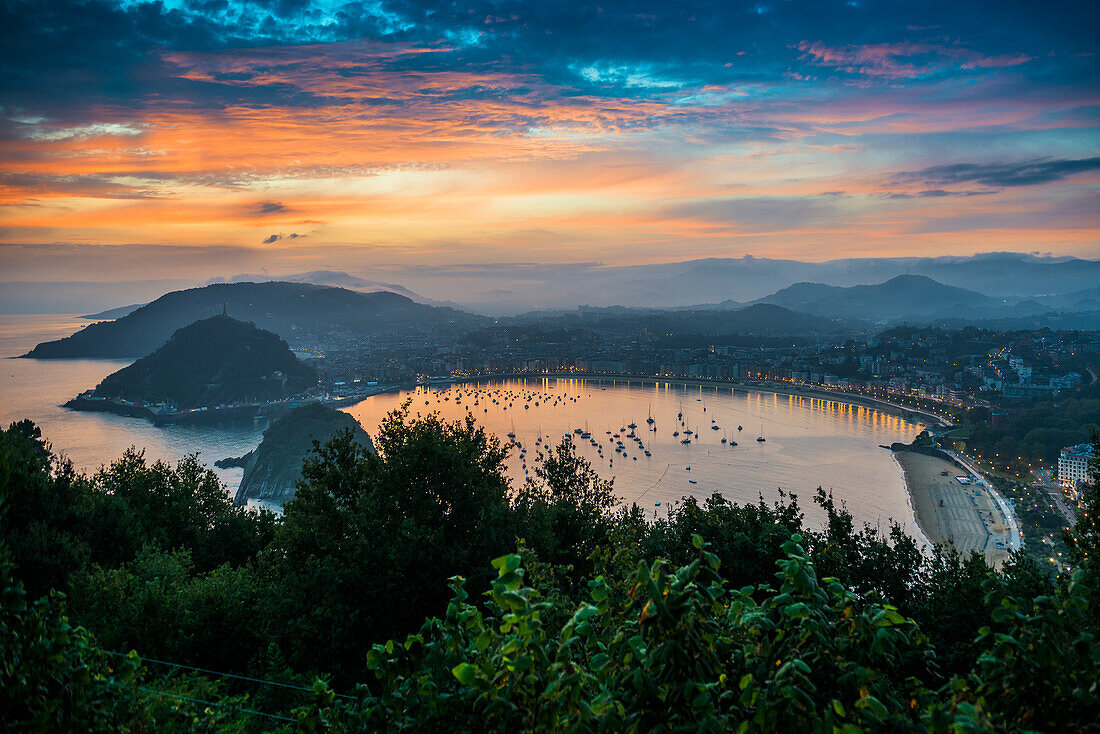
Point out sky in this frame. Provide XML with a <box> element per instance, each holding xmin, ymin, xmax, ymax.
<box><xmin>0</xmin><ymin>0</ymin><xmax>1098</xmax><ymax>289</ymax></box>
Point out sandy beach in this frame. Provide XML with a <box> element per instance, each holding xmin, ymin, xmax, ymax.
<box><xmin>895</xmin><ymin>450</ymin><xmax>1011</xmax><ymax>567</ymax></box>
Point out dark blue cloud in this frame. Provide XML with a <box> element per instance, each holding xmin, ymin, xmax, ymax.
<box><xmin>262</xmin><ymin>231</ymin><xmax>302</xmax><ymax>243</ymax></box>
<box><xmin>3</xmin><ymin>0</ymin><xmax>1096</xmax><ymax>119</ymax></box>
<box><xmin>254</xmin><ymin>200</ymin><xmax>288</xmax><ymax>215</ymax></box>
<box><xmin>899</xmin><ymin>157</ymin><xmax>1100</xmax><ymax>189</ymax></box>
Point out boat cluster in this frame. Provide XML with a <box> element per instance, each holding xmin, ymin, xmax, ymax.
<box><xmin>422</xmin><ymin>385</ymin><xmax>583</xmax><ymax>414</ymax></box>
<box><xmin>414</xmin><ymin>384</ymin><xmax>768</xmax><ymax>484</ymax></box>
<box><xmin>673</xmin><ymin>401</ymin><xmax>742</xmax><ymax>448</ymax></box>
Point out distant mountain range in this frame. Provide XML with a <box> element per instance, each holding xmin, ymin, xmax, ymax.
<box><xmin>5</xmin><ymin>253</ymin><xmax>1098</xmax><ymax>316</ymax></box>
<box><xmin>755</xmin><ymin>275</ymin><xmax>994</xmax><ymax>322</ymax></box>
<box><xmin>23</xmin><ymin>281</ymin><xmax>486</xmax><ymax>359</ymax></box>
<box><xmin>19</xmin><ymin>269</ymin><xmax>1100</xmax><ymax>363</ymax></box>
<box><xmin>79</xmin><ymin>270</ymin><xmax>454</xmax><ymax>320</ymax></box>
<box><xmin>671</xmin><ymin>275</ymin><xmax>1100</xmax><ymax>328</ymax></box>
<box><xmin>599</xmin><ymin>254</ymin><xmax>1100</xmax><ymax>309</ymax></box>
<box><xmin>4</xmin><ymin>253</ymin><xmax>1095</xmax><ymax>316</ymax></box>
<box><xmin>441</xmin><ymin>252</ymin><xmax>1100</xmax><ymax>312</ymax></box>
<box><xmin>87</xmin><ymin>315</ymin><xmax>317</xmax><ymax>409</ymax></box>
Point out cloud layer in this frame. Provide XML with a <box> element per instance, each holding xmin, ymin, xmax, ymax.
<box><xmin>0</xmin><ymin>0</ymin><xmax>1097</xmax><ymax>281</ymax></box>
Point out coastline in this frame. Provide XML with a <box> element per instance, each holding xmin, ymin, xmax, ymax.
<box><xmin>893</xmin><ymin>450</ymin><xmax>1011</xmax><ymax>568</ymax></box>
<box><xmin>888</xmin><ymin>451</ymin><xmax>935</xmax><ymax>552</ymax></box>
<box><xmin>451</xmin><ymin>372</ymin><xmax>953</xmax><ymax>428</ymax></box>
<box><xmin>345</xmin><ymin>377</ymin><xmax>1015</xmax><ymax>557</ymax></box>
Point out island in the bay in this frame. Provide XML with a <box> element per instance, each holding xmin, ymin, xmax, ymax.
<box><xmin>222</xmin><ymin>402</ymin><xmax>375</xmax><ymax>505</ymax></box>
<box><xmin>66</xmin><ymin>314</ymin><xmax>318</xmax><ymax>423</ymax></box>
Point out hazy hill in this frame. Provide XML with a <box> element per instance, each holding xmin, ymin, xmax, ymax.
<box><xmin>83</xmin><ymin>303</ymin><xmax>145</xmax><ymax>320</ymax></box>
<box><xmin>211</xmin><ymin>270</ymin><xmax>428</xmax><ymax>302</ymax></box>
<box><xmin>89</xmin><ymin>315</ymin><xmax>317</xmax><ymax>409</ymax></box>
<box><xmin>928</xmin><ymin>310</ymin><xmax>1100</xmax><ymax>332</ymax></box>
<box><xmin>1030</xmin><ymin>285</ymin><xmax>1100</xmax><ymax>311</ymax></box>
<box><xmin>453</xmin><ymin>252</ymin><xmax>1100</xmax><ymax>311</ymax></box>
<box><xmin>23</xmin><ymin>281</ymin><xmax>485</xmax><ymax>359</ymax></box>
<box><xmin>571</xmin><ymin>303</ymin><xmax>853</xmax><ymax>336</ymax></box>
<box><xmin>757</xmin><ymin>275</ymin><xmax>994</xmax><ymax>322</ymax></box>
<box><xmin>232</xmin><ymin>402</ymin><xmax>374</xmax><ymax>505</ymax></box>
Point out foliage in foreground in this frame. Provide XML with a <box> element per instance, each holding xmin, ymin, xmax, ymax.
<box><xmin>353</xmin><ymin>537</ymin><xmax>1099</xmax><ymax>733</ymax></box>
<box><xmin>1</xmin><ymin>414</ymin><xmax>1099</xmax><ymax>731</ymax></box>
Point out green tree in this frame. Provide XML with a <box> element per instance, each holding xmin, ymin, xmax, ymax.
<box><xmin>512</xmin><ymin>437</ymin><xmax>618</xmax><ymax>580</ymax></box>
<box><xmin>1063</xmin><ymin>429</ymin><xmax>1100</xmax><ymax>623</ymax></box>
<box><xmin>261</xmin><ymin>403</ymin><xmax>517</xmax><ymax>683</ymax></box>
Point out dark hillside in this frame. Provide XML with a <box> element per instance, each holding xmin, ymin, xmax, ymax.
<box><xmin>91</xmin><ymin>315</ymin><xmax>316</xmax><ymax>408</ymax></box>
<box><xmin>24</xmin><ymin>281</ymin><xmax>485</xmax><ymax>358</ymax></box>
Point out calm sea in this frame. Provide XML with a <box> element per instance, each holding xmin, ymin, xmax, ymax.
<box><xmin>345</xmin><ymin>379</ymin><xmax>924</xmax><ymax>533</ymax></box>
<box><xmin>1</xmin><ymin>315</ymin><xmax>923</xmax><ymax>534</ymax></box>
<box><xmin>0</xmin><ymin>315</ymin><xmax>265</xmax><ymax>492</ymax></box>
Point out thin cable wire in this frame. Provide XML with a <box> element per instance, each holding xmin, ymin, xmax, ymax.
<box><xmin>106</xmin><ymin>650</ymin><xmax>357</xmax><ymax>701</ymax></box>
<box><xmin>135</xmin><ymin>686</ymin><xmax>297</xmax><ymax>723</ymax></box>
<box><xmin>635</xmin><ymin>463</ymin><xmax>671</xmax><ymax>504</ymax></box>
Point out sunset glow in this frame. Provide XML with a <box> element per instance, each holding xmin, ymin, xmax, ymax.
<box><xmin>1</xmin><ymin>0</ymin><xmax>1097</xmax><ymax>288</ymax></box>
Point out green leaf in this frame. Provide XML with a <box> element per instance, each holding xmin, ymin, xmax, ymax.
<box><xmin>451</xmin><ymin>662</ymin><xmax>477</xmax><ymax>687</ymax></box>
<box><xmin>491</xmin><ymin>554</ymin><xmax>521</xmax><ymax>575</ymax></box>
<box><xmin>782</xmin><ymin>602</ymin><xmax>810</xmax><ymax>618</ymax></box>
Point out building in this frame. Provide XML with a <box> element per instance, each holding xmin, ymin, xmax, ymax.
<box><xmin>1059</xmin><ymin>443</ymin><xmax>1096</xmax><ymax>497</ymax></box>
<box><xmin>1051</xmin><ymin>372</ymin><xmax>1082</xmax><ymax>390</ymax></box>
<box><xmin>1002</xmin><ymin>383</ymin><xmax>1055</xmax><ymax>398</ymax></box>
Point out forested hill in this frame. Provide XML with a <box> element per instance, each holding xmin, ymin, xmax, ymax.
<box><xmin>757</xmin><ymin>275</ymin><xmax>994</xmax><ymax>322</ymax></box>
<box><xmin>233</xmin><ymin>402</ymin><xmax>374</xmax><ymax>505</ymax></box>
<box><xmin>90</xmin><ymin>315</ymin><xmax>317</xmax><ymax>409</ymax></box>
<box><xmin>23</xmin><ymin>281</ymin><xmax>486</xmax><ymax>359</ymax></box>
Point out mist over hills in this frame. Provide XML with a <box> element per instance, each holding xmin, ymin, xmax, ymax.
<box><xmin>208</xmin><ymin>270</ymin><xmax>430</xmax><ymax>303</ymax></box>
<box><xmin>5</xmin><ymin>253</ymin><xmax>1098</xmax><ymax>316</ymax></box>
<box><xmin>17</xmin><ymin>257</ymin><xmax>1100</xmax><ymax>362</ymax></box>
<box><xmin>509</xmin><ymin>303</ymin><xmax>856</xmax><ymax>337</ymax></box>
<box><xmin>674</xmin><ymin>274</ymin><xmax>1100</xmax><ymax>329</ymax></box>
<box><xmin>608</xmin><ymin>303</ymin><xmax>852</xmax><ymax>335</ymax></box>
<box><xmin>520</xmin><ymin>253</ymin><xmax>1100</xmax><ymax>311</ymax></box>
<box><xmin>23</xmin><ymin>281</ymin><xmax>486</xmax><ymax>359</ymax></box>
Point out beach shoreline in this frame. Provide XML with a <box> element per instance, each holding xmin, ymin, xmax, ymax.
<box><xmin>894</xmin><ymin>450</ymin><xmax>1011</xmax><ymax>567</ymax></box>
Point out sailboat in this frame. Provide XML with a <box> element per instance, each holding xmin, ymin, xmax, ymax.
<box><xmin>507</xmin><ymin>420</ymin><xmax>516</xmax><ymax>440</ymax></box>
<box><xmin>756</xmin><ymin>423</ymin><xmax>765</xmax><ymax>442</ymax></box>
<box><xmin>646</xmin><ymin>404</ymin><xmax>655</xmax><ymax>425</ymax></box>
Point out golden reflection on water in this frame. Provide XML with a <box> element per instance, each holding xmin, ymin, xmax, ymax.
<box><xmin>345</xmin><ymin>378</ymin><xmax>923</xmax><ymax>533</ymax></box>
